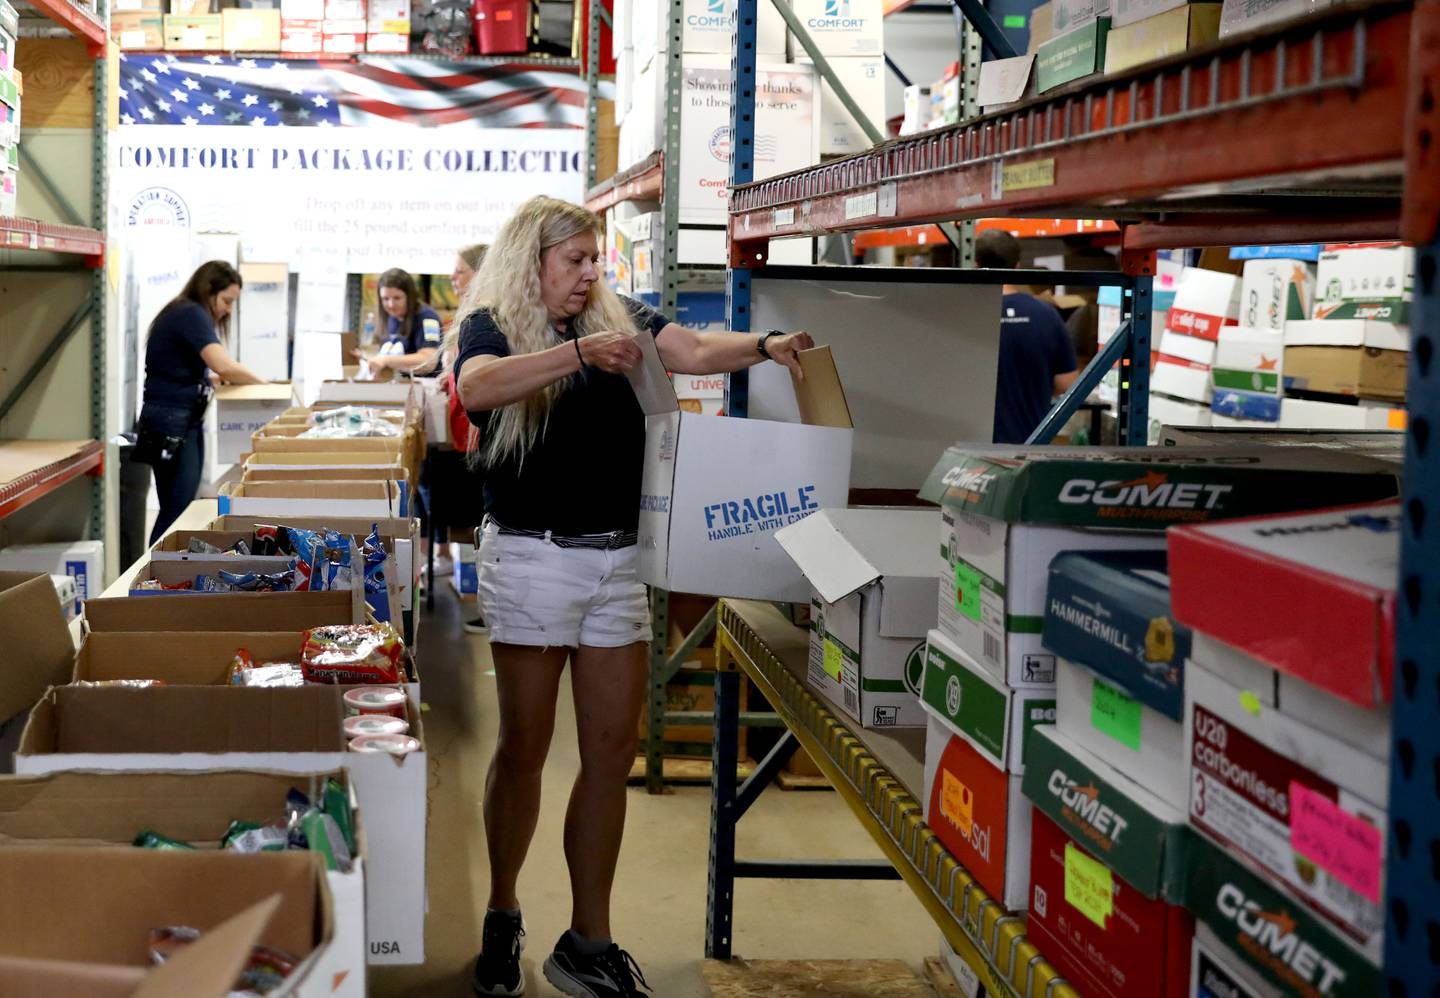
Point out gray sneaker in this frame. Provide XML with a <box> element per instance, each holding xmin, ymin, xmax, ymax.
<box><xmin>543</xmin><ymin>934</ymin><xmax>651</xmax><ymax>997</ymax></box>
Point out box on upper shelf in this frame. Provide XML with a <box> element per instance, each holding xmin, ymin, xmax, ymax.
<box><xmin>1035</xmin><ymin>17</ymin><xmax>1110</xmax><ymax>92</ymax></box>
<box><xmin>1240</xmin><ymin>258</ymin><xmax>1315</xmax><ymax>333</ymax></box>
<box><xmin>784</xmin><ymin>0</ymin><xmax>883</xmax><ymax>57</ymax></box>
<box><xmin>795</xmin><ymin>56</ymin><xmax>887</xmax><ymax>155</ymax></box>
<box><xmin>163</xmin><ymin>12</ymin><xmax>223</xmax><ymax>47</ymax></box>
<box><xmin>282</xmin><ymin>0</ymin><xmax>325</xmax><ymax>17</ymax></box>
<box><xmin>112</xmin><ymin>10</ymin><xmax>165</xmax><ymax>47</ymax></box>
<box><xmin>1102</xmin><ymin>2</ymin><xmax>1219</xmax><ymax>74</ymax></box>
<box><xmin>222</xmin><ymin>8</ymin><xmax>282</xmax><ymax>48</ymax></box>
<box><xmin>1312</xmin><ymin>244</ymin><xmax>1413</xmax><ymax>324</ymax></box>
<box><xmin>366</xmin><ymin>31</ymin><xmax>409</xmax><ymax>51</ymax></box>
<box><xmin>630</xmin><ymin>0</ymin><xmax>786</xmax><ymax>64</ymax></box>
<box><xmin>281</xmin><ymin>17</ymin><xmax>324</xmax><ymax>52</ymax></box>
<box><xmin>1167</xmin><ymin>267</ymin><xmax>1241</xmax><ymax>341</ymax></box>
<box><xmin>1051</xmin><ymin>0</ymin><xmax>1108</xmax><ymax>32</ymax></box>
<box><xmin>775</xmin><ymin>507</ymin><xmax>937</xmax><ymax>730</ymax></box>
<box><xmin>1218</xmin><ymin>0</ymin><xmax>1338</xmax><ymax>38</ymax></box>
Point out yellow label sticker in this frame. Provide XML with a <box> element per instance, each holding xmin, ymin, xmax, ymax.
<box><xmin>941</xmin><ymin>771</ymin><xmax>974</xmax><ymax>836</ymax></box>
<box><xmin>1064</xmin><ymin>842</ymin><xmax>1114</xmax><ymax>930</ymax></box>
<box><xmin>1002</xmin><ymin>159</ymin><xmax>1056</xmax><ymax>192</ymax></box>
<box><xmin>1239</xmin><ymin>690</ymin><xmax>1263</xmax><ymax>716</ymax></box>
<box><xmin>822</xmin><ymin>638</ymin><xmax>844</xmax><ymax>681</ymax></box>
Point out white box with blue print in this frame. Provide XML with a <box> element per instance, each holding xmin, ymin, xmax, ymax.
<box><xmin>629</xmin><ymin>339</ymin><xmax>854</xmax><ymax>602</ymax></box>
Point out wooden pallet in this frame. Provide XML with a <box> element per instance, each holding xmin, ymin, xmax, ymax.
<box><xmin>775</xmin><ymin>770</ymin><xmax>832</xmax><ymax>791</ymax></box>
<box><xmin>923</xmin><ymin>956</ymin><xmax>971</xmax><ymax>998</ymax></box>
<box><xmin>626</xmin><ymin>755</ymin><xmax>756</xmax><ymax>785</ymax></box>
<box><xmin>702</xmin><ymin>958</ymin><xmax>938</xmax><ymax>997</ymax></box>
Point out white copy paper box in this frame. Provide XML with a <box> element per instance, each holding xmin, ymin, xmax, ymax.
<box><xmin>630</xmin><ymin>338</ymin><xmax>853</xmax><ymax>602</ymax></box>
<box><xmin>786</xmin><ymin>0</ymin><xmax>883</xmax><ymax>56</ymax></box>
<box><xmin>796</xmin><ymin>55</ymin><xmax>886</xmax><ymax>154</ymax></box>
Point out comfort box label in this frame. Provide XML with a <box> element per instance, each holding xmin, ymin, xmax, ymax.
<box><xmin>1186</xmin><ymin>835</ymin><xmax>1379</xmax><ymax>997</ymax></box>
<box><xmin>1188</xmin><ymin>703</ymin><xmax>1383</xmax><ymax>951</ymax></box>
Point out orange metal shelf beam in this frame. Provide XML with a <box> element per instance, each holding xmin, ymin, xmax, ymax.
<box><xmin>852</xmin><ymin>218</ymin><xmax>1121</xmax><ymax>250</ymax></box>
<box><xmin>24</xmin><ymin>0</ymin><xmax>107</xmax><ymax>53</ymax></box>
<box><xmin>730</xmin><ymin>1</ymin><xmax>1421</xmax><ymax>253</ymax></box>
<box><xmin>585</xmin><ymin>152</ymin><xmax>664</xmax><ymax>214</ymax></box>
<box><xmin>0</xmin><ymin>442</ymin><xmax>104</xmax><ymax>521</ymax></box>
<box><xmin>0</xmin><ymin>218</ymin><xmax>105</xmax><ymax>261</ymax></box>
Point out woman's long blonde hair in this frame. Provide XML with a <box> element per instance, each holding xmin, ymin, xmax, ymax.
<box><xmin>451</xmin><ymin>196</ymin><xmax>640</xmax><ymax>468</ymax></box>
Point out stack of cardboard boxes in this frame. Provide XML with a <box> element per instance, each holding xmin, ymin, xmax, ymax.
<box><xmin>1207</xmin><ymin>255</ymin><xmax>1314</xmax><ymax>429</ymax></box>
<box><xmin>0</xmin><ymin>0</ymin><xmax>18</xmax><ymax>219</ymax></box>
<box><xmin>111</xmin><ymin>0</ymin><xmax>410</xmax><ymax>52</ymax></box>
<box><xmin>1147</xmin><ymin>266</ymin><xmax>1242</xmax><ymax>435</ymax></box>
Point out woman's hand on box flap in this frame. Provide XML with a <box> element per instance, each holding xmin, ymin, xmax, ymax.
<box><xmin>767</xmin><ymin>331</ymin><xmax>814</xmax><ymax>380</ymax></box>
<box><xmin>578</xmin><ymin>331</ymin><xmax>643</xmax><ymax>374</ymax></box>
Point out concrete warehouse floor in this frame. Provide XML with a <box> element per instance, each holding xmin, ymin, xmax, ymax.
<box><xmin>371</xmin><ymin>585</ymin><xmax>938</xmax><ymax>997</ymax></box>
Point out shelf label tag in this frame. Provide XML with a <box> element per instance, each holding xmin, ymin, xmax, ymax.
<box><xmin>1091</xmin><ymin>679</ymin><xmax>1142</xmax><ymax>751</ymax></box>
<box><xmin>1002</xmin><ymin>158</ymin><xmax>1056</xmax><ymax>193</ymax></box>
<box><xmin>844</xmin><ymin>192</ymin><xmax>878</xmax><ymax>220</ymax></box>
<box><xmin>1064</xmin><ymin>842</ymin><xmax>1113</xmax><ymax>929</ymax></box>
<box><xmin>878</xmin><ymin>182</ymin><xmax>897</xmax><ymax>217</ymax></box>
<box><xmin>1290</xmin><ymin>782</ymin><xmax>1383</xmax><ymax>903</ymax></box>
<box><xmin>773</xmin><ymin>207</ymin><xmax>795</xmax><ymax>227</ymax></box>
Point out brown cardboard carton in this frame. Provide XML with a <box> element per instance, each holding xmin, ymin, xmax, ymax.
<box><xmin>0</xmin><ymin>572</ymin><xmax>76</xmax><ymax>722</ymax></box>
<box><xmin>1283</xmin><ymin>345</ymin><xmax>1408</xmax><ymax>401</ymax></box>
<box><xmin>85</xmin><ymin>590</ymin><xmax>357</xmax><ymax>632</ymax></box>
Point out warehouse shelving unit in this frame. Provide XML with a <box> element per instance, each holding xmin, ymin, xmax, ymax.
<box><xmin>0</xmin><ymin>5</ymin><xmax>108</xmax><ymax>539</ymax></box>
<box><xmin>709</xmin><ymin>0</ymin><xmax>1439</xmax><ymax>992</ymax></box>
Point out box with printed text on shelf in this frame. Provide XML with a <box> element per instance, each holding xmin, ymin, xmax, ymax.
<box><xmin>774</xmin><ymin>508</ymin><xmax>937</xmax><ymax>730</ymax></box>
<box><xmin>1284</xmin><ymin>318</ymin><xmax>1408</xmax><ymax>402</ymax></box>
<box><xmin>1191</xmin><ymin>923</ymin><xmax>1283</xmax><ymax>998</ymax></box>
<box><xmin>918</xmin><ymin>446</ymin><xmax>1396</xmax><ymax>693</ymax></box>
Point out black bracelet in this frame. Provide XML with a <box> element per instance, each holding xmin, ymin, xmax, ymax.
<box><xmin>757</xmin><ymin>330</ymin><xmax>782</xmax><ymax>359</ymax></box>
<box><xmin>574</xmin><ymin>336</ymin><xmax>585</xmax><ymax>368</ymax></box>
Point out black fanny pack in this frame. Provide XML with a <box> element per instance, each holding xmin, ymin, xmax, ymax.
<box><xmin>133</xmin><ymin>388</ymin><xmax>210</xmax><ymax>466</ymax></box>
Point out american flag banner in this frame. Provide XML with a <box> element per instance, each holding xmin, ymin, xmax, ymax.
<box><xmin>118</xmin><ymin>54</ymin><xmax>592</xmax><ymax>129</ymax></box>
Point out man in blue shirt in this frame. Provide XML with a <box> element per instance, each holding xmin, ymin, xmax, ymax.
<box><xmin>978</xmin><ymin>229</ymin><xmax>1079</xmax><ymax>443</ymax></box>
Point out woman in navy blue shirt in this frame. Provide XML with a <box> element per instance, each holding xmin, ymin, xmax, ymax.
<box><xmin>355</xmin><ymin>268</ymin><xmax>443</xmax><ymax>376</ymax></box>
<box><xmin>139</xmin><ymin>260</ymin><xmax>266</xmax><ymax>544</ymax></box>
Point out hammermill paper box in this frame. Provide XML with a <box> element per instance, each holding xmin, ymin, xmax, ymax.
<box><xmin>920</xmin><ymin>446</ymin><xmax>1399</xmax><ymax>690</ymax></box>
<box><xmin>920</xmin><ymin>629</ymin><xmax>1055</xmax><ymax>773</ymax></box>
<box><xmin>1185</xmin><ymin>832</ymin><xmax>1380</xmax><ymax>996</ymax></box>
<box><xmin>922</xmin><ymin>713</ymin><xmax>1032</xmax><ymax>910</ymax></box>
<box><xmin>630</xmin><ymin>341</ymin><xmax>853</xmax><ymax>602</ymax></box>
<box><xmin>1184</xmin><ymin>664</ymin><xmax>1387</xmax><ymax>965</ymax></box>
<box><xmin>775</xmin><ymin>507</ymin><xmax>937</xmax><ymax>729</ymax></box>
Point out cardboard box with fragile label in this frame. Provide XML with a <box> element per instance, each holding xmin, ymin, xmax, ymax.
<box><xmin>921</xmin><ymin>714</ymin><xmax>1031</xmax><ymax>910</ymax></box>
<box><xmin>1170</xmin><ymin>501</ymin><xmax>1396</xmax><ymax>707</ymax></box>
<box><xmin>1026</xmin><ymin>809</ymin><xmax>1193</xmax><ymax>998</ymax></box>
<box><xmin>920</xmin><ymin>446</ymin><xmax>1397</xmax><ymax>689</ymax></box>
<box><xmin>776</xmin><ymin>507</ymin><xmax>937</xmax><ymax>729</ymax></box>
<box><xmin>1057</xmin><ymin>657</ymin><xmax>1185</xmax><ymax>809</ymax></box>
<box><xmin>1185</xmin><ymin>832</ymin><xmax>1379</xmax><ymax>996</ymax></box>
<box><xmin>17</xmin><ymin>684</ymin><xmax>428</xmax><ymax>966</ymax></box>
<box><xmin>1043</xmin><ymin>549</ymin><xmax>1188</xmax><ymax>720</ymax></box>
<box><xmin>0</xmin><ymin>848</ymin><xmax>336</xmax><ymax>996</ymax></box>
<box><xmin>0</xmin><ymin>769</ymin><xmax>366</xmax><ymax>996</ymax></box>
<box><xmin>630</xmin><ymin>341</ymin><xmax>853</xmax><ymax>602</ymax></box>
<box><xmin>1184</xmin><ymin>664</ymin><xmax>1386</xmax><ymax>962</ymax></box>
<box><xmin>920</xmin><ymin>629</ymin><xmax>1054</xmax><ymax>772</ymax></box>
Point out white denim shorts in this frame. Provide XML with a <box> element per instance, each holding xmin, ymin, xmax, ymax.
<box><xmin>477</xmin><ymin>521</ymin><xmax>653</xmax><ymax>649</ymax></box>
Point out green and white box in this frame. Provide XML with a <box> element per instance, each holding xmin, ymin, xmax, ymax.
<box><xmin>777</xmin><ymin>508</ymin><xmax>938</xmax><ymax>729</ymax></box>
<box><xmin>1056</xmin><ymin>657</ymin><xmax>1185</xmax><ymax>810</ymax></box>
<box><xmin>1239</xmin><ymin>258</ymin><xmax>1315</xmax><ymax>333</ymax></box>
<box><xmin>1213</xmin><ymin>326</ymin><xmax>1285</xmax><ymax>396</ymax></box>
<box><xmin>920</xmin><ymin>629</ymin><xmax>1055</xmax><ymax>774</ymax></box>
<box><xmin>1312</xmin><ymin>244</ymin><xmax>1414</xmax><ymax>324</ymax></box>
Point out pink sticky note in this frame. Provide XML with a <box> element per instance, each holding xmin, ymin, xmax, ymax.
<box><xmin>1289</xmin><ymin>782</ymin><xmax>1383</xmax><ymax>904</ymax></box>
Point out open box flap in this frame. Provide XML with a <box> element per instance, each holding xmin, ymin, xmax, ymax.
<box><xmin>792</xmin><ymin>347</ymin><xmax>853</xmax><ymax>429</ymax></box>
<box><xmin>775</xmin><ymin>508</ymin><xmax>937</xmax><ymax>605</ymax></box>
<box><xmin>626</xmin><ymin>331</ymin><xmax>680</xmax><ymax>416</ymax></box>
<box><xmin>0</xmin><ymin>572</ymin><xmax>77</xmax><ymax>722</ymax></box>
<box><xmin>136</xmin><ymin>895</ymin><xmax>283</xmax><ymax>998</ymax></box>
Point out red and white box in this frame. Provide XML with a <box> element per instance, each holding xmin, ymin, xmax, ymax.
<box><xmin>1151</xmin><ymin>353</ymin><xmax>1213</xmax><ymax>404</ymax></box>
<box><xmin>1157</xmin><ymin>327</ymin><xmax>1217</xmax><ymax>367</ymax></box>
<box><xmin>365</xmin><ymin>31</ymin><xmax>409</xmax><ymax>51</ymax></box>
<box><xmin>281</xmin><ymin>0</ymin><xmax>325</xmax><ymax>18</ymax></box>
<box><xmin>1027</xmin><ymin>809</ymin><xmax>1193</xmax><ymax>998</ymax></box>
<box><xmin>323</xmin><ymin>29</ymin><xmax>366</xmax><ymax>51</ymax></box>
<box><xmin>1169</xmin><ymin>501</ymin><xmax>1397</xmax><ymax>707</ymax></box>
<box><xmin>1166</xmin><ymin>267</ymin><xmax>1241</xmax><ymax>342</ymax></box>
<box><xmin>325</xmin><ymin>0</ymin><xmax>366</xmax><ymax>18</ymax></box>
<box><xmin>281</xmin><ymin>18</ymin><xmax>324</xmax><ymax>52</ymax></box>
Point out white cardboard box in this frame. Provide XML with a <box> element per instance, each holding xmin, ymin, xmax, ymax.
<box><xmin>1279</xmin><ymin>396</ymin><xmax>1403</xmax><ymax>430</ymax></box>
<box><xmin>1212</xmin><ymin>326</ymin><xmax>1285</xmax><ymax>395</ymax></box>
<box><xmin>1313</xmin><ymin>244</ymin><xmax>1413</xmax><ymax>322</ymax></box>
<box><xmin>786</xmin><ymin>0</ymin><xmax>884</xmax><ymax>56</ymax></box>
<box><xmin>631</xmin><ymin>340</ymin><xmax>853</xmax><ymax>602</ymax></box>
<box><xmin>237</xmin><ymin>262</ymin><xmax>290</xmax><ymax>382</ymax></box>
<box><xmin>1166</xmin><ymin>267</ymin><xmax>1241</xmax><ymax>341</ymax></box>
<box><xmin>1151</xmin><ymin>354</ymin><xmax>1214</xmax><ymax>403</ymax></box>
<box><xmin>1147</xmin><ymin>393</ymin><xmax>1212</xmax><ymax>442</ymax></box>
<box><xmin>0</xmin><ymin>541</ymin><xmax>103</xmax><ymax>618</ymax></box>
<box><xmin>796</xmin><ymin>55</ymin><xmax>887</xmax><ymax>154</ymax></box>
<box><xmin>217</xmin><ymin>480</ymin><xmax>410</xmax><ymax>519</ymax></box>
<box><xmin>1056</xmin><ymin>656</ymin><xmax>1185</xmax><ymax>810</ymax></box>
<box><xmin>1284</xmin><ymin>318</ymin><xmax>1410</xmax><ymax>352</ymax></box>
<box><xmin>1240</xmin><ymin>258</ymin><xmax>1314</xmax><ymax>333</ymax></box>
<box><xmin>214</xmin><ymin>384</ymin><xmax>296</xmax><ymax>466</ymax></box>
<box><xmin>938</xmin><ymin>509</ymin><xmax>1167</xmax><ymax>688</ymax></box>
<box><xmin>16</xmin><ymin>685</ymin><xmax>428</xmax><ymax>966</ymax></box>
<box><xmin>632</xmin><ymin>0</ymin><xmax>787</xmax><ymax>59</ymax></box>
<box><xmin>776</xmin><ymin>507</ymin><xmax>937</xmax><ymax>729</ymax></box>
<box><xmin>1158</xmin><ymin>328</ymin><xmax>1217</xmax><ymax>366</ymax></box>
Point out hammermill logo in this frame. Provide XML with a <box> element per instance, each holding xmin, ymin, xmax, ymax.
<box><xmin>1047</xmin><ymin>769</ymin><xmax>1128</xmax><ymax>847</ymax></box>
<box><xmin>1216</xmin><ymin>884</ymin><xmax>1346</xmax><ymax>995</ymax></box>
<box><xmin>1058</xmin><ymin>470</ymin><xmax>1234</xmax><ymax>512</ymax></box>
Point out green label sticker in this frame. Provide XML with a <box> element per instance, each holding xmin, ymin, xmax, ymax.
<box><xmin>1091</xmin><ymin>679</ymin><xmax>1142</xmax><ymax>751</ymax></box>
<box><xmin>822</xmin><ymin>638</ymin><xmax>844</xmax><ymax>681</ymax></box>
<box><xmin>1064</xmin><ymin>843</ymin><xmax>1114</xmax><ymax>929</ymax></box>
<box><xmin>955</xmin><ymin>561</ymin><xmax>983</xmax><ymax>622</ymax></box>
<box><xmin>1003</xmin><ymin>13</ymin><xmax>1026</xmax><ymax>26</ymax></box>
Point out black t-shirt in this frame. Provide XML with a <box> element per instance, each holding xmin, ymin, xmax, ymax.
<box><xmin>145</xmin><ymin>300</ymin><xmax>220</xmax><ymax>398</ymax></box>
<box><xmin>388</xmin><ymin>305</ymin><xmax>444</xmax><ymax>356</ymax></box>
<box><xmin>992</xmin><ymin>292</ymin><xmax>1078</xmax><ymax>445</ymax></box>
<box><xmin>454</xmin><ymin>297</ymin><xmax>671</xmax><ymax>535</ymax></box>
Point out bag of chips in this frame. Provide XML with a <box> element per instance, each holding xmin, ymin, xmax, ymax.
<box><xmin>300</xmin><ymin>623</ymin><xmax>404</xmax><ymax>685</ymax></box>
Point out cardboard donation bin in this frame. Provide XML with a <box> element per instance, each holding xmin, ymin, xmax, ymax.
<box><xmin>0</xmin><ymin>769</ymin><xmax>366</xmax><ymax>996</ymax></box>
<box><xmin>775</xmin><ymin>507</ymin><xmax>937</xmax><ymax>729</ymax></box>
<box><xmin>0</xmin><ymin>849</ymin><xmax>334</xmax><ymax>996</ymax></box>
<box><xmin>16</xmin><ymin>684</ymin><xmax>428</xmax><ymax>966</ymax></box>
<box><xmin>85</xmin><ymin>589</ymin><xmax>360</xmax><ymax>633</ymax></box>
<box><xmin>218</xmin><ymin>481</ymin><xmax>410</xmax><ymax>519</ymax></box>
<box><xmin>1169</xmin><ymin>501</ymin><xmax>1397</xmax><ymax>707</ymax></box>
<box><xmin>630</xmin><ymin>342</ymin><xmax>854</xmax><ymax>602</ymax></box>
<box><xmin>0</xmin><ymin>572</ymin><xmax>75</xmax><ymax>725</ymax></box>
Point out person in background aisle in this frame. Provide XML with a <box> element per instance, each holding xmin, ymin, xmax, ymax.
<box><xmin>455</xmin><ymin>196</ymin><xmax>813</xmax><ymax>998</ymax></box>
<box><xmin>977</xmin><ymin>229</ymin><xmax>1080</xmax><ymax>444</ymax></box>
<box><xmin>138</xmin><ymin>260</ymin><xmax>268</xmax><ymax>545</ymax></box>
<box><xmin>442</xmin><ymin>243</ymin><xmax>489</xmax><ymax>633</ymax></box>
<box><xmin>353</xmin><ymin>267</ymin><xmax>443</xmax><ymax>376</ymax></box>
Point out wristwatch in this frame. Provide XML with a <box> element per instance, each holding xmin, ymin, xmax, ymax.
<box><xmin>757</xmin><ymin>329</ymin><xmax>783</xmax><ymax>359</ymax></box>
